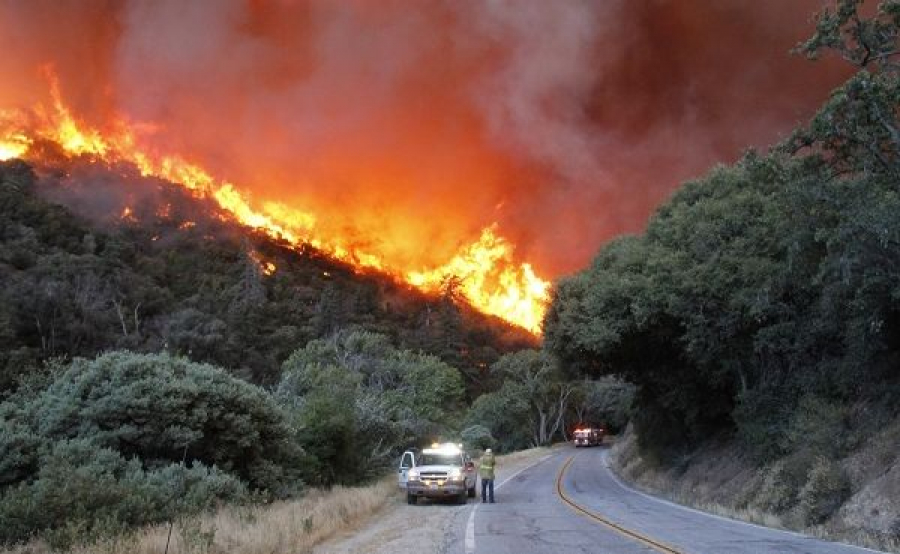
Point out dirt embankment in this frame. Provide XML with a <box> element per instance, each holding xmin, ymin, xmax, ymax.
<box><xmin>608</xmin><ymin>424</ymin><xmax>900</xmax><ymax>554</ymax></box>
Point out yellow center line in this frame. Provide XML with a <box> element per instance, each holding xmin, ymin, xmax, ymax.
<box><xmin>555</xmin><ymin>454</ymin><xmax>686</xmax><ymax>554</ymax></box>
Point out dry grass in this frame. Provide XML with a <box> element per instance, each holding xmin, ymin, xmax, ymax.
<box><xmin>609</xmin><ymin>430</ymin><xmax>900</xmax><ymax>554</ymax></box>
<box><xmin>1</xmin><ymin>448</ymin><xmax>554</xmax><ymax>554</ymax></box>
<box><xmin>495</xmin><ymin>446</ymin><xmax>553</xmax><ymax>468</ymax></box>
<box><xmin>1</xmin><ymin>476</ymin><xmax>400</xmax><ymax>554</ymax></box>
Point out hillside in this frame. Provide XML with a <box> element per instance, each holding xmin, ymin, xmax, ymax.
<box><xmin>545</xmin><ymin>3</ymin><xmax>900</xmax><ymax>549</ymax></box>
<box><xmin>0</xmin><ymin>152</ymin><xmax>546</xmax><ymax>547</ymax></box>
<box><xmin>0</xmin><ymin>153</ymin><xmax>535</xmax><ymax>396</ymax></box>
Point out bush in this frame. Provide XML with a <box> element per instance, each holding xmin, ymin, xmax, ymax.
<box><xmin>734</xmin><ymin>385</ymin><xmax>794</xmax><ymax>461</ymax></box>
<box><xmin>796</xmin><ymin>457</ymin><xmax>851</xmax><ymax>526</ymax></box>
<box><xmin>0</xmin><ymin>422</ymin><xmax>43</xmax><ymax>487</ymax></box>
<box><xmin>751</xmin><ymin>449</ymin><xmax>822</xmax><ymax>515</ymax></box>
<box><xmin>0</xmin><ymin>439</ymin><xmax>247</xmax><ymax>548</ymax></box>
<box><xmin>461</xmin><ymin>424</ymin><xmax>496</xmax><ymax>451</ymax></box>
<box><xmin>12</xmin><ymin>351</ymin><xmax>301</xmax><ymax>495</ymax></box>
<box><xmin>753</xmin><ymin>460</ymin><xmax>800</xmax><ymax>513</ymax></box>
<box><xmin>781</xmin><ymin>395</ymin><xmax>849</xmax><ymax>458</ymax></box>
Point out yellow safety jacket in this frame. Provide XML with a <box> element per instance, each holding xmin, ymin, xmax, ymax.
<box><xmin>479</xmin><ymin>453</ymin><xmax>496</xmax><ymax>480</ymax></box>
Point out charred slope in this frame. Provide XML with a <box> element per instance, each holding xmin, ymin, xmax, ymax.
<box><xmin>0</xmin><ymin>157</ymin><xmax>535</xmax><ymax>395</ymax></box>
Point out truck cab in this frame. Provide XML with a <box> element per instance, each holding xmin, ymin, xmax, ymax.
<box><xmin>400</xmin><ymin>443</ymin><xmax>477</xmax><ymax>504</ymax></box>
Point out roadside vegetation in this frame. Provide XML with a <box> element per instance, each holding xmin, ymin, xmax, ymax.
<box><xmin>0</xmin><ymin>448</ymin><xmax>550</xmax><ymax>554</ymax></box>
<box><xmin>0</xmin><ymin>476</ymin><xmax>399</xmax><ymax>554</ymax></box>
<box><xmin>611</xmin><ymin>427</ymin><xmax>900</xmax><ymax>553</ymax></box>
<box><xmin>546</xmin><ymin>1</ymin><xmax>900</xmax><ymax>545</ymax></box>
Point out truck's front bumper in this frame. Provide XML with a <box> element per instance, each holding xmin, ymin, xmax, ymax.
<box><xmin>407</xmin><ymin>480</ymin><xmax>467</xmax><ymax>498</ymax></box>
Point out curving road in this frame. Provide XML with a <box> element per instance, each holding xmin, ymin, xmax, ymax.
<box><xmin>446</xmin><ymin>445</ymin><xmax>887</xmax><ymax>554</ymax></box>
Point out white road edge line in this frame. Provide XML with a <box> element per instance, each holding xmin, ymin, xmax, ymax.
<box><xmin>464</xmin><ymin>452</ymin><xmax>557</xmax><ymax>554</ymax></box>
<box><xmin>599</xmin><ymin>451</ymin><xmax>886</xmax><ymax>554</ymax></box>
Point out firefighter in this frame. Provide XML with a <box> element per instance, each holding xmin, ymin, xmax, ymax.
<box><xmin>479</xmin><ymin>448</ymin><xmax>496</xmax><ymax>503</ymax></box>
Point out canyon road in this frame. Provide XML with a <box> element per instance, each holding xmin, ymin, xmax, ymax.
<box><xmin>443</xmin><ymin>446</ymin><xmax>886</xmax><ymax>554</ymax></box>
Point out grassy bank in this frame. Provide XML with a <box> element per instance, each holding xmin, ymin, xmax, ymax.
<box><xmin>609</xmin><ymin>426</ymin><xmax>900</xmax><ymax>554</ymax></box>
<box><xmin>1</xmin><ymin>476</ymin><xmax>399</xmax><ymax>554</ymax></box>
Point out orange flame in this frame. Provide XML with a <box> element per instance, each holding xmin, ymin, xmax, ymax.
<box><xmin>0</xmin><ymin>116</ymin><xmax>31</xmax><ymax>161</ymax></box>
<box><xmin>0</xmin><ymin>135</ymin><xmax>30</xmax><ymax>161</ymax></box>
<box><xmin>249</xmin><ymin>250</ymin><xmax>278</xmax><ymax>277</ymax></box>
<box><xmin>0</xmin><ymin>76</ymin><xmax>550</xmax><ymax>333</ymax></box>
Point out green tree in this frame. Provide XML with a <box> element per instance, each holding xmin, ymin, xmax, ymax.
<box><xmin>466</xmin><ymin>350</ymin><xmax>574</xmax><ymax>449</ymax></box>
<box><xmin>277</xmin><ymin>330</ymin><xmax>464</xmax><ymax>485</ymax></box>
<box><xmin>465</xmin><ymin>384</ymin><xmax>531</xmax><ymax>452</ymax></box>
<box><xmin>568</xmin><ymin>376</ymin><xmax>635</xmax><ymax>433</ymax></box>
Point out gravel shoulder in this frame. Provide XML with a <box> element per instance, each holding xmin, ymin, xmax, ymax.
<box><xmin>313</xmin><ymin>448</ymin><xmax>554</xmax><ymax>554</ymax></box>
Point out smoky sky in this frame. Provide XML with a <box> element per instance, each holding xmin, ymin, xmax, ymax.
<box><xmin>0</xmin><ymin>0</ymin><xmax>848</xmax><ymax>277</ymax></box>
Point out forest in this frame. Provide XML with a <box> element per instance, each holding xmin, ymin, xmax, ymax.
<box><xmin>0</xmin><ymin>152</ymin><xmax>538</xmax><ymax>396</ymax></box>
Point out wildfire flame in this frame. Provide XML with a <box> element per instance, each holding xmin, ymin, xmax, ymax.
<box><xmin>0</xmin><ymin>74</ymin><xmax>550</xmax><ymax>333</ymax></box>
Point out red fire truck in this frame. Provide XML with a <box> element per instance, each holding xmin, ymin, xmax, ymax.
<box><xmin>572</xmin><ymin>427</ymin><xmax>604</xmax><ymax>447</ymax></box>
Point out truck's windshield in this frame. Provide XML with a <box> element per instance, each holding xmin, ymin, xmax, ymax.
<box><xmin>419</xmin><ymin>453</ymin><xmax>461</xmax><ymax>466</ymax></box>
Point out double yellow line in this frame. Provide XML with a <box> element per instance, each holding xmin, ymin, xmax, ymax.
<box><xmin>555</xmin><ymin>455</ymin><xmax>685</xmax><ymax>554</ymax></box>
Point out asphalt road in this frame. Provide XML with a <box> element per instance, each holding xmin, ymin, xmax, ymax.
<box><xmin>446</xmin><ymin>445</ymin><xmax>887</xmax><ymax>554</ymax></box>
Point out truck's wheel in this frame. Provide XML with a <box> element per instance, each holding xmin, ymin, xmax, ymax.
<box><xmin>407</xmin><ymin>493</ymin><xmax>417</xmax><ymax>505</ymax></box>
<box><xmin>457</xmin><ymin>491</ymin><xmax>468</xmax><ymax>504</ymax></box>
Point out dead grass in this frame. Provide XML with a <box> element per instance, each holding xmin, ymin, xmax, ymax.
<box><xmin>609</xmin><ymin>429</ymin><xmax>900</xmax><ymax>554</ymax></box>
<box><xmin>1</xmin><ymin>447</ymin><xmax>555</xmax><ymax>554</ymax></box>
<box><xmin>1</xmin><ymin>476</ymin><xmax>400</xmax><ymax>554</ymax></box>
<box><xmin>495</xmin><ymin>446</ymin><xmax>553</xmax><ymax>468</ymax></box>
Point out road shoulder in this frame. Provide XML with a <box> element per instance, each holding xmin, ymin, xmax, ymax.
<box><xmin>313</xmin><ymin>448</ymin><xmax>555</xmax><ymax>554</ymax></box>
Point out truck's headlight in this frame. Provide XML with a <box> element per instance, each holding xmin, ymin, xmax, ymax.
<box><xmin>447</xmin><ymin>468</ymin><xmax>462</xmax><ymax>480</ymax></box>
<box><xmin>408</xmin><ymin>469</ymin><xmax>420</xmax><ymax>480</ymax></box>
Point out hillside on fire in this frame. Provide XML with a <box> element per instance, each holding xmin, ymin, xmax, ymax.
<box><xmin>0</xmin><ymin>154</ymin><xmax>536</xmax><ymax>395</ymax></box>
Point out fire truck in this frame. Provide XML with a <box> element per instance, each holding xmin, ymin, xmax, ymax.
<box><xmin>572</xmin><ymin>426</ymin><xmax>604</xmax><ymax>447</ymax></box>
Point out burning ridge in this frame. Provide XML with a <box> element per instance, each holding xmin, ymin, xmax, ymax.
<box><xmin>0</xmin><ymin>73</ymin><xmax>550</xmax><ymax>333</ymax></box>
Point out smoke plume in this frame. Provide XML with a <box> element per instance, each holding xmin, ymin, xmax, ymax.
<box><xmin>0</xmin><ymin>0</ymin><xmax>846</xmax><ymax>277</ymax></box>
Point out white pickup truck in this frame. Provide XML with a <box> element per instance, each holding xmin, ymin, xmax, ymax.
<box><xmin>398</xmin><ymin>443</ymin><xmax>477</xmax><ymax>505</ymax></box>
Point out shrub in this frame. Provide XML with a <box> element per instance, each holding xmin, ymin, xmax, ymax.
<box><xmin>751</xmin><ymin>450</ymin><xmax>819</xmax><ymax>514</ymax></box>
<box><xmin>461</xmin><ymin>424</ymin><xmax>496</xmax><ymax>451</ymax></box>
<box><xmin>734</xmin><ymin>385</ymin><xmax>794</xmax><ymax>461</ymax></box>
<box><xmin>753</xmin><ymin>460</ymin><xmax>798</xmax><ymax>513</ymax></box>
<box><xmin>0</xmin><ymin>438</ymin><xmax>247</xmax><ymax>548</ymax></box>
<box><xmin>781</xmin><ymin>395</ymin><xmax>849</xmax><ymax>458</ymax></box>
<box><xmin>796</xmin><ymin>457</ymin><xmax>851</xmax><ymax>526</ymax></box>
<box><xmin>14</xmin><ymin>351</ymin><xmax>301</xmax><ymax>494</ymax></box>
<box><xmin>0</xmin><ymin>421</ymin><xmax>44</xmax><ymax>487</ymax></box>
